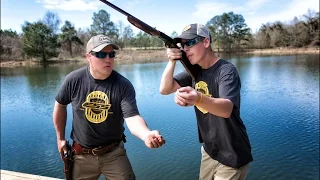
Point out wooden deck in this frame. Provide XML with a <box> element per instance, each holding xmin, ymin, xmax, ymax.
<box><xmin>0</xmin><ymin>170</ymin><xmax>61</xmax><ymax>180</ymax></box>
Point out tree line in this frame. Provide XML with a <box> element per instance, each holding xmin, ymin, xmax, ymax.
<box><xmin>1</xmin><ymin>9</ymin><xmax>319</xmax><ymax>62</ymax></box>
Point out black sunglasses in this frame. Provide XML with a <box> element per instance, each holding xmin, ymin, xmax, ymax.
<box><xmin>181</xmin><ymin>36</ymin><xmax>205</xmax><ymax>49</ymax></box>
<box><xmin>90</xmin><ymin>51</ymin><xmax>116</xmax><ymax>59</ymax></box>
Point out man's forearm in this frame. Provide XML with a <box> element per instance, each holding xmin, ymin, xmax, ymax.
<box><xmin>125</xmin><ymin>115</ymin><xmax>151</xmax><ymax>141</ymax></box>
<box><xmin>159</xmin><ymin>60</ymin><xmax>176</xmax><ymax>95</ymax></box>
<box><xmin>197</xmin><ymin>95</ymin><xmax>233</xmax><ymax>118</ymax></box>
<box><xmin>53</xmin><ymin>103</ymin><xmax>67</xmax><ymax>140</ymax></box>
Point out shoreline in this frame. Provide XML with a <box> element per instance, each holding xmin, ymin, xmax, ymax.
<box><xmin>1</xmin><ymin>48</ymin><xmax>319</xmax><ymax>68</ymax></box>
<box><xmin>247</xmin><ymin>47</ymin><xmax>319</xmax><ymax>54</ymax></box>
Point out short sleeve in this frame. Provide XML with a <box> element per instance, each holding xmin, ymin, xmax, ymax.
<box><xmin>55</xmin><ymin>75</ymin><xmax>73</xmax><ymax>105</ymax></box>
<box><xmin>121</xmin><ymin>81</ymin><xmax>140</xmax><ymax>118</ymax></box>
<box><xmin>219</xmin><ymin>65</ymin><xmax>241</xmax><ymax>109</ymax></box>
<box><xmin>174</xmin><ymin>70</ymin><xmax>192</xmax><ymax>87</ymax></box>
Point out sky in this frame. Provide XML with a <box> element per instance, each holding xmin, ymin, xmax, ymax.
<box><xmin>1</xmin><ymin>0</ymin><xmax>319</xmax><ymax>35</ymax></box>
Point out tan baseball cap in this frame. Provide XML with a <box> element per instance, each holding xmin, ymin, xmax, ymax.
<box><xmin>174</xmin><ymin>23</ymin><xmax>212</xmax><ymax>43</ymax></box>
<box><xmin>86</xmin><ymin>34</ymin><xmax>119</xmax><ymax>53</ymax></box>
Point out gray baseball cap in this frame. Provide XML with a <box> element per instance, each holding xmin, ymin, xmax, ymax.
<box><xmin>175</xmin><ymin>23</ymin><xmax>212</xmax><ymax>43</ymax></box>
<box><xmin>86</xmin><ymin>34</ymin><xmax>119</xmax><ymax>53</ymax></box>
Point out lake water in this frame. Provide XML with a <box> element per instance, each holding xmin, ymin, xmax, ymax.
<box><xmin>1</xmin><ymin>54</ymin><xmax>319</xmax><ymax>180</ymax></box>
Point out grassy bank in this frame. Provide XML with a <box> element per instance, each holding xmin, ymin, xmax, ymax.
<box><xmin>1</xmin><ymin>48</ymin><xmax>319</xmax><ymax>68</ymax></box>
<box><xmin>246</xmin><ymin>47</ymin><xmax>319</xmax><ymax>55</ymax></box>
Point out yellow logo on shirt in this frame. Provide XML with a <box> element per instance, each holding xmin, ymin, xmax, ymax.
<box><xmin>81</xmin><ymin>91</ymin><xmax>112</xmax><ymax>123</ymax></box>
<box><xmin>195</xmin><ymin>81</ymin><xmax>211</xmax><ymax>114</ymax></box>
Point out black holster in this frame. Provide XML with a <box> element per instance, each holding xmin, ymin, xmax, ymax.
<box><xmin>60</xmin><ymin>141</ymin><xmax>73</xmax><ymax>180</ymax></box>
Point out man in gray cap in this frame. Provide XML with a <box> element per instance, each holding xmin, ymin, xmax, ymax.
<box><xmin>53</xmin><ymin>34</ymin><xmax>166</xmax><ymax>179</ymax></box>
<box><xmin>159</xmin><ymin>24</ymin><xmax>253</xmax><ymax>180</ymax></box>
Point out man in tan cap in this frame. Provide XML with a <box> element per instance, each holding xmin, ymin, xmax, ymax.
<box><xmin>160</xmin><ymin>24</ymin><xmax>253</xmax><ymax>180</ymax></box>
<box><xmin>53</xmin><ymin>34</ymin><xmax>166</xmax><ymax>179</ymax></box>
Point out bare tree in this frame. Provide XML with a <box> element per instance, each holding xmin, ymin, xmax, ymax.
<box><xmin>42</xmin><ymin>11</ymin><xmax>61</xmax><ymax>34</ymax></box>
<box><xmin>0</xmin><ymin>29</ymin><xmax>23</xmax><ymax>61</ymax></box>
<box><xmin>123</xmin><ymin>25</ymin><xmax>134</xmax><ymax>47</ymax></box>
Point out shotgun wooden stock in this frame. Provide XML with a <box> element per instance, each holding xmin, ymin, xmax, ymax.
<box><xmin>99</xmin><ymin>0</ymin><xmax>201</xmax><ymax>80</ymax></box>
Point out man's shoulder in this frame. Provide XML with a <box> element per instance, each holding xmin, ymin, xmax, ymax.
<box><xmin>218</xmin><ymin>59</ymin><xmax>237</xmax><ymax>71</ymax></box>
<box><xmin>69</xmin><ymin>66</ymin><xmax>87</xmax><ymax>75</ymax></box>
<box><xmin>112</xmin><ymin>70</ymin><xmax>131</xmax><ymax>84</ymax></box>
<box><xmin>65</xmin><ymin>66</ymin><xmax>87</xmax><ymax>80</ymax></box>
<box><xmin>219</xmin><ymin>59</ymin><xmax>233</xmax><ymax>66</ymax></box>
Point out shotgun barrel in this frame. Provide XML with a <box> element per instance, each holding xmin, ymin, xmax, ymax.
<box><xmin>99</xmin><ymin>0</ymin><xmax>201</xmax><ymax>80</ymax></box>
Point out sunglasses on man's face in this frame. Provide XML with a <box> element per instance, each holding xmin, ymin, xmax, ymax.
<box><xmin>181</xmin><ymin>37</ymin><xmax>205</xmax><ymax>49</ymax></box>
<box><xmin>90</xmin><ymin>51</ymin><xmax>116</xmax><ymax>59</ymax></box>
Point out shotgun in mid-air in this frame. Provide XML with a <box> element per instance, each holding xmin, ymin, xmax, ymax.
<box><xmin>99</xmin><ymin>0</ymin><xmax>201</xmax><ymax>80</ymax></box>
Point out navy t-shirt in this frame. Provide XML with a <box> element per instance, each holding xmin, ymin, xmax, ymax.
<box><xmin>174</xmin><ymin>59</ymin><xmax>253</xmax><ymax>168</ymax></box>
<box><xmin>55</xmin><ymin>66</ymin><xmax>139</xmax><ymax>148</ymax></box>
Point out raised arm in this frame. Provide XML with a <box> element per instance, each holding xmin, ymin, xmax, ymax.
<box><xmin>159</xmin><ymin>48</ymin><xmax>182</xmax><ymax>95</ymax></box>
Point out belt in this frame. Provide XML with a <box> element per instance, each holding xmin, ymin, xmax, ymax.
<box><xmin>73</xmin><ymin>141</ymin><xmax>120</xmax><ymax>156</ymax></box>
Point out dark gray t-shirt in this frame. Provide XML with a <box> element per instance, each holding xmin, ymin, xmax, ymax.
<box><xmin>174</xmin><ymin>59</ymin><xmax>253</xmax><ymax>168</ymax></box>
<box><xmin>55</xmin><ymin>66</ymin><xmax>139</xmax><ymax>148</ymax></box>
